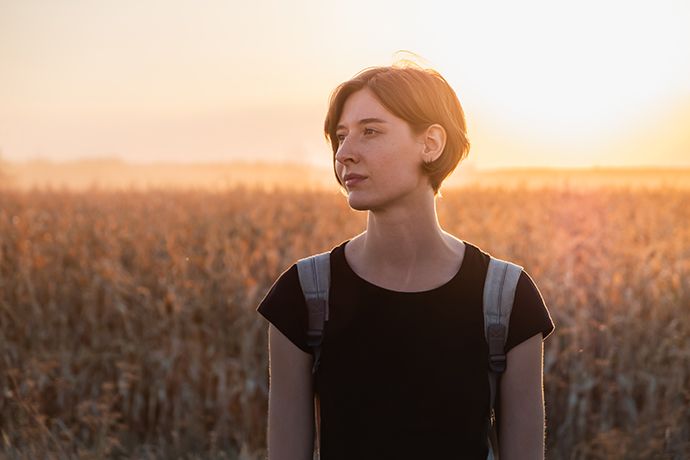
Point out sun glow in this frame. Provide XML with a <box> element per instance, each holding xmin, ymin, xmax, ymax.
<box><xmin>409</xmin><ymin>0</ymin><xmax>690</xmax><ymax>167</ymax></box>
<box><xmin>0</xmin><ymin>0</ymin><xmax>688</xmax><ymax>169</ymax></box>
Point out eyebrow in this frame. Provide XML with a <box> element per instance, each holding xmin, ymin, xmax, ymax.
<box><xmin>336</xmin><ymin>118</ymin><xmax>388</xmax><ymax>131</ymax></box>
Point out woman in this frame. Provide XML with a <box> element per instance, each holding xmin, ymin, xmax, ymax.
<box><xmin>257</xmin><ymin>62</ymin><xmax>555</xmax><ymax>459</ymax></box>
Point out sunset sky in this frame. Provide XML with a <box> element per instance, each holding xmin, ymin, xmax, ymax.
<box><xmin>1</xmin><ymin>0</ymin><xmax>689</xmax><ymax>170</ymax></box>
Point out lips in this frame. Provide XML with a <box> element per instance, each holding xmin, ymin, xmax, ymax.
<box><xmin>343</xmin><ymin>173</ymin><xmax>367</xmax><ymax>186</ymax></box>
<box><xmin>343</xmin><ymin>173</ymin><xmax>365</xmax><ymax>182</ymax></box>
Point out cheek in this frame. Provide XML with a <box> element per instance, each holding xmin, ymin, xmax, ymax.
<box><xmin>381</xmin><ymin>143</ymin><xmax>422</xmax><ymax>173</ymax></box>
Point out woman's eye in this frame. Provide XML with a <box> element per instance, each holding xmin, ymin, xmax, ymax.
<box><xmin>336</xmin><ymin>134</ymin><xmax>345</xmax><ymax>143</ymax></box>
<box><xmin>364</xmin><ymin>128</ymin><xmax>376</xmax><ymax>135</ymax></box>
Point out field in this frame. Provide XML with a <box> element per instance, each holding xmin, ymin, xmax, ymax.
<box><xmin>0</xmin><ymin>179</ymin><xmax>689</xmax><ymax>459</ymax></box>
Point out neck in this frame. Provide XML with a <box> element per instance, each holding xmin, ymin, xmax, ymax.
<box><xmin>358</xmin><ymin>189</ymin><xmax>454</xmax><ymax>269</ymax></box>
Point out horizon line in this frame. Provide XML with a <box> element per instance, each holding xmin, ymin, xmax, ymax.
<box><xmin>3</xmin><ymin>157</ymin><xmax>690</xmax><ymax>172</ymax></box>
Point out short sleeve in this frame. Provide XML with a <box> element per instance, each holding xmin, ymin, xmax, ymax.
<box><xmin>504</xmin><ymin>269</ymin><xmax>555</xmax><ymax>353</ymax></box>
<box><xmin>256</xmin><ymin>264</ymin><xmax>311</xmax><ymax>355</ymax></box>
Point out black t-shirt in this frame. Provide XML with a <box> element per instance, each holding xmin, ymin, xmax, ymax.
<box><xmin>257</xmin><ymin>239</ymin><xmax>555</xmax><ymax>459</ymax></box>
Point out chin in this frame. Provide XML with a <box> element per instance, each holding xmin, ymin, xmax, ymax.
<box><xmin>345</xmin><ymin>191</ymin><xmax>374</xmax><ymax>211</ymax></box>
<box><xmin>347</xmin><ymin>196</ymin><xmax>371</xmax><ymax>211</ymax></box>
<box><xmin>346</xmin><ymin>191</ymin><xmax>391</xmax><ymax>212</ymax></box>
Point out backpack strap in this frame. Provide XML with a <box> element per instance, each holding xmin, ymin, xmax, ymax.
<box><xmin>296</xmin><ymin>252</ymin><xmax>330</xmax><ymax>459</ymax></box>
<box><xmin>296</xmin><ymin>252</ymin><xmax>331</xmax><ymax>377</ymax></box>
<box><xmin>483</xmin><ymin>256</ymin><xmax>523</xmax><ymax>460</ymax></box>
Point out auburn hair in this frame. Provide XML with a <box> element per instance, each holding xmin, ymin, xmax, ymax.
<box><xmin>323</xmin><ymin>62</ymin><xmax>470</xmax><ymax>194</ymax></box>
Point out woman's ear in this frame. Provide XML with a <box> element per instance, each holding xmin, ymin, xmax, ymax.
<box><xmin>421</xmin><ymin>124</ymin><xmax>447</xmax><ymax>163</ymax></box>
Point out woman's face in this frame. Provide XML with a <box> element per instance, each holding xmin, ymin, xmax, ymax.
<box><xmin>334</xmin><ymin>88</ymin><xmax>430</xmax><ymax>212</ymax></box>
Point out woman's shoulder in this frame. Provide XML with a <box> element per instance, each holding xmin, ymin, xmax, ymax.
<box><xmin>463</xmin><ymin>240</ymin><xmax>525</xmax><ymax>270</ymax></box>
<box><xmin>263</xmin><ymin>239</ymin><xmax>349</xmax><ymax>291</ymax></box>
<box><xmin>255</xmin><ymin>241</ymin><xmax>350</xmax><ymax>352</ymax></box>
<box><xmin>456</xmin><ymin>239</ymin><xmax>555</xmax><ymax>347</ymax></box>
<box><xmin>255</xmin><ymin>262</ymin><xmax>309</xmax><ymax>353</ymax></box>
<box><xmin>256</xmin><ymin>262</ymin><xmax>302</xmax><ymax>313</ymax></box>
<box><xmin>506</xmin><ymin>267</ymin><xmax>556</xmax><ymax>351</ymax></box>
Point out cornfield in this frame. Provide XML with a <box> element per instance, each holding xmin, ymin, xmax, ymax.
<box><xmin>0</xmin><ymin>183</ymin><xmax>688</xmax><ymax>459</ymax></box>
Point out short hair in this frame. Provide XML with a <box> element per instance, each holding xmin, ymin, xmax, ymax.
<box><xmin>323</xmin><ymin>62</ymin><xmax>470</xmax><ymax>195</ymax></box>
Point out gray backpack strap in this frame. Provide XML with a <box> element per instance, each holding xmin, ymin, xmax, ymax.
<box><xmin>483</xmin><ymin>256</ymin><xmax>523</xmax><ymax>460</ymax></box>
<box><xmin>296</xmin><ymin>252</ymin><xmax>331</xmax><ymax>377</ymax></box>
<box><xmin>296</xmin><ymin>252</ymin><xmax>331</xmax><ymax>460</ymax></box>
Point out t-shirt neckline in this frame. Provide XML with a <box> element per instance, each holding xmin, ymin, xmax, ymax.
<box><xmin>336</xmin><ymin>239</ymin><xmax>473</xmax><ymax>296</ymax></box>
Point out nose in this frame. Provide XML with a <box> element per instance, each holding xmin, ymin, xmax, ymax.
<box><xmin>334</xmin><ymin>135</ymin><xmax>358</xmax><ymax>166</ymax></box>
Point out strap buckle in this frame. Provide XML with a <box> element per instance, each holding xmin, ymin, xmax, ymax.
<box><xmin>487</xmin><ymin>323</ymin><xmax>507</xmax><ymax>373</ymax></box>
<box><xmin>489</xmin><ymin>353</ymin><xmax>506</xmax><ymax>373</ymax></box>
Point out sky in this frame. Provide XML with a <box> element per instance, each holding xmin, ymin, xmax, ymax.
<box><xmin>1</xmin><ymin>0</ymin><xmax>689</xmax><ymax>170</ymax></box>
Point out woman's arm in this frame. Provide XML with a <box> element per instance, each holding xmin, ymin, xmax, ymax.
<box><xmin>267</xmin><ymin>324</ymin><xmax>315</xmax><ymax>460</ymax></box>
<box><xmin>498</xmin><ymin>332</ymin><xmax>545</xmax><ymax>460</ymax></box>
